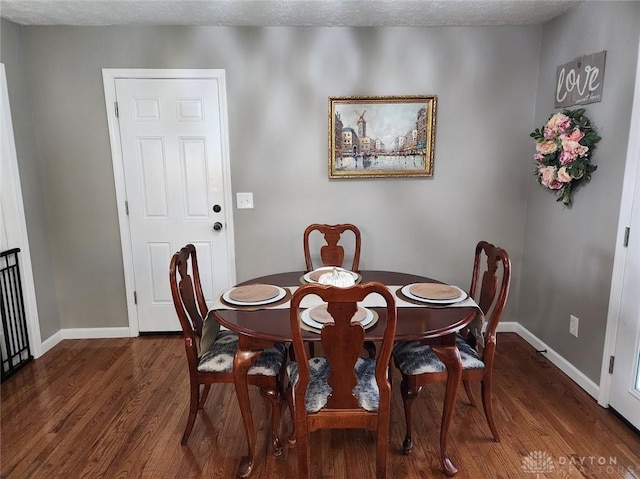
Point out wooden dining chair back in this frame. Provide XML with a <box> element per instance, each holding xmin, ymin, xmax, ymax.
<box><xmin>468</xmin><ymin>241</ymin><xmax>512</xmax><ymax>378</ymax></box>
<box><xmin>303</xmin><ymin>223</ymin><xmax>362</xmax><ymax>272</ymax></box>
<box><xmin>170</xmin><ymin>244</ymin><xmax>287</xmax><ymax>451</ymax></box>
<box><xmin>392</xmin><ymin>240</ymin><xmax>511</xmax><ymax>451</ymax></box>
<box><xmin>287</xmin><ymin>282</ymin><xmax>397</xmax><ymax>479</ymax></box>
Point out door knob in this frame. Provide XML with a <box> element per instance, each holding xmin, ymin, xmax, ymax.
<box><xmin>213</xmin><ymin>222</ymin><xmax>223</xmax><ymax>231</ymax></box>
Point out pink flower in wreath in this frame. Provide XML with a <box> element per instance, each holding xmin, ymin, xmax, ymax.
<box><xmin>543</xmin><ymin>126</ymin><xmax>555</xmax><ymax>139</ymax></box>
<box><xmin>536</xmin><ymin>140</ymin><xmax>559</xmax><ymax>155</ymax></box>
<box><xmin>557</xmin><ymin>166</ymin><xmax>572</xmax><ymax>183</ymax></box>
<box><xmin>560</xmin><ymin>149</ymin><xmax>577</xmax><ymax>165</ymax></box>
<box><xmin>539</xmin><ymin>165</ymin><xmax>557</xmax><ymax>188</ymax></box>
<box><xmin>567</xmin><ymin>128</ymin><xmax>585</xmax><ymax>142</ymax></box>
<box><xmin>562</xmin><ymin>139</ymin><xmax>589</xmax><ymax>158</ymax></box>
<box><xmin>534</xmin><ymin>152</ymin><xmax>544</xmax><ymax>161</ymax></box>
<box><xmin>546</xmin><ymin>113</ymin><xmax>571</xmax><ymax>134</ymax></box>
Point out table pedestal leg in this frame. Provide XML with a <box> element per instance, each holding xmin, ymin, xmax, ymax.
<box><xmin>432</xmin><ymin>344</ymin><xmax>462</xmax><ymax>477</ymax></box>
<box><xmin>233</xmin><ymin>348</ymin><xmax>262</xmax><ymax>479</ymax></box>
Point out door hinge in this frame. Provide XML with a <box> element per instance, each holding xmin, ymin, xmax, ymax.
<box><xmin>125</xmin><ymin>201</ymin><xmax>129</xmax><ymax>215</ymax></box>
<box><xmin>133</xmin><ymin>291</ymin><xmax>137</xmax><ymax>305</ymax></box>
<box><xmin>623</xmin><ymin>227</ymin><xmax>630</xmax><ymax>247</ymax></box>
<box><xmin>114</xmin><ymin>101</ymin><xmax>119</xmax><ymax>118</ymax></box>
<box><xmin>608</xmin><ymin>355</ymin><xmax>615</xmax><ymax>374</ymax></box>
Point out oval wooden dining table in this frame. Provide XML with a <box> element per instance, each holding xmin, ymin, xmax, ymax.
<box><xmin>210</xmin><ymin>270</ymin><xmax>480</xmax><ymax>478</ymax></box>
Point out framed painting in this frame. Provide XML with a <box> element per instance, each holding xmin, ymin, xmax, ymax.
<box><xmin>328</xmin><ymin>95</ymin><xmax>437</xmax><ymax>178</ymax></box>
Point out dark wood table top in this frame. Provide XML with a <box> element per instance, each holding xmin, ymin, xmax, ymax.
<box><xmin>211</xmin><ymin>270</ymin><xmax>476</xmax><ymax>343</ymax></box>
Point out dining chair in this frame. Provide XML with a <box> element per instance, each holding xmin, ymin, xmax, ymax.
<box><xmin>286</xmin><ymin>282</ymin><xmax>397</xmax><ymax>479</ymax></box>
<box><xmin>169</xmin><ymin>244</ymin><xmax>287</xmax><ymax>451</ymax></box>
<box><xmin>303</xmin><ymin>223</ymin><xmax>362</xmax><ymax>272</ymax></box>
<box><xmin>302</xmin><ymin>223</ymin><xmax>376</xmax><ymax>358</ymax></box>
<box><xmin>392</xmin><ymin>240</ymin><xmax>511</xmax><ymax>452</ymax></box>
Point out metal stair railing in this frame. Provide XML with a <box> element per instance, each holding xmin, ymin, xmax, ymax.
<box><xmin>1</xmin><ymin>248</ymin><xmax>33</xmax><ymax>382</ymax></box>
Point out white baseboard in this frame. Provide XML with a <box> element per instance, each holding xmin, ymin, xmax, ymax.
<box><xmin>61</xmin><ymin>327</ymin><xmax>131</xmax><ymax>340</ymax></box>
<box><xmin>497</xmin><ymin>321</ymin><xmax>518</xmax><ymax>333</ymax></box>
<box><xmin>40</xmin><ymin>331</ymin><xmax>64</xmax><ymax>355</ymax></box>
<box><xmin>39</xmin><ymin>327</ymin><xmax>132</xmax><ymax>355</ymax></box>
<box><xmin>498</xmin><ymin>322</ymin><xmax>600</xmax><ymax>400</ymax></box>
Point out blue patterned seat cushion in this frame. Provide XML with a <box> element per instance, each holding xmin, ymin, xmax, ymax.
<box><xmin>393</xmin><ymin>335</ymin><xmax>484</xmax><ymax>375</ymax></box>
<box><xmin>287</xmin><ymin>357</ymin><xmax>380</xmax><ymax>413</ymax></box>
<box><xmin>198</xmin><ymin>330</ymin><xmax>286</xmax><ymax>375</ymax></box>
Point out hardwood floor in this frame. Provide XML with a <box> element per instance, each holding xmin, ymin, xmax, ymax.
<box><xmin>2</xmin><ymin>333</ymin><xmax>639</xmax><ymax>478</ymax></box>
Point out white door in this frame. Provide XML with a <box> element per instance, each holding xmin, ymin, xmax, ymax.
<box><xmin>112</xmin><ymin>75</ymin><xmax>234</xmax><ymax>332</ymax></box>
<box><xmin>609</xmin><ymin>152</ymin><xmax>640</xmax><ymax>431</ymax></box>
<box><xmin>607</xmin><ymin>37</ymin><xmax>640</xmax><ymax>429</ymax></box>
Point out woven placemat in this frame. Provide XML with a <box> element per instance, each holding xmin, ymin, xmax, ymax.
<box><xmin>308</xmin><ymin>270</ymin><xmax>327</xmax><ymax>282</ymax></box>
<box><xmin>228</xmin><ymin>284</ymin><xmax>280</xmax><ymax>302</ymax></box>
<box><xmin>220</xmin><ymin>287</ymin><xmax>292</xmax><ymax>310</ymax></box>
<box><xmin>300</xmin><ymin>310</ymin><xmax>379</xmax><ymax>334</ymax></box>
<box><xmin>409</xmin><ymin>283</ymin><xmax>460</xmax><ymax>300</ymax></box>
<box><xmin>308</xmin><ymin>304</ymin><xmax>368</xmax><ymax>324</ymax></box>
<box><xmin>396</xmin><ymin>287</ymin><xmax>447</xmax><ymax>307</ymax></box>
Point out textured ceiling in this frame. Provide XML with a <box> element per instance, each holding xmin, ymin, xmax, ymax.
<box><xmin>0</xmin><ymin>0</ymin><xmax>580</xmax><ymax>26</ymax></box>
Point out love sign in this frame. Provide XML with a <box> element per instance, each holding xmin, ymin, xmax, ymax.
<box><xmin>555</xmin><ymin>51</ymin><xmax>606</xmax><ymax>108</ymax></box>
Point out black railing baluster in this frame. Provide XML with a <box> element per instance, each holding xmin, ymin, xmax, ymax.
<box><xmin>0</xmin><ymin>248</ymin><xmax>33</xmax><ymax>382</ymax></box>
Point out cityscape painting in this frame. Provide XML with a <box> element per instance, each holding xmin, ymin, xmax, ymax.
<box><xmin>328</xmin><ymin>95</ymin><xmax>437</xmax><ymax>178</ymax></box>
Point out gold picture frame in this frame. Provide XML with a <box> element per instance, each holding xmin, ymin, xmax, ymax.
<box><xmin>328</xmin><ymin>95</ymin><xmax>437</xmax><ymax>178</ymax></box>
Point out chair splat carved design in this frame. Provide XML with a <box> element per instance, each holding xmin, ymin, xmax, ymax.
<box><xmin>303</xmin><ymin>223</ymin><xmax>361</xmax><ymax>272</ymax></box>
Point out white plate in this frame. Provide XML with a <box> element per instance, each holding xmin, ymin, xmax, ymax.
<box><xmin>401</xmin><ymin>284</ymin><xmax>467</xmax><ymax>304</ymax></box>
<box><xmin>222</xmin><ymin>286</ymin><xmax>287</xmax><ymax>306</ymax></box>
<box><xmin>300</xmin><ymin>306</ymin><xmax>374</xmax><ymax>330</ymax></box>
<box><xmin>303</xmin><ymin>266</ymin><xmax>359</xmax><ymax>283</ymax></box>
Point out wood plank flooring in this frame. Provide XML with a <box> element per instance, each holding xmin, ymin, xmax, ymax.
<box><xmin>2</xmin><ymin>333</ymin><xmax>639</xmax><ymax>478</ymax></box>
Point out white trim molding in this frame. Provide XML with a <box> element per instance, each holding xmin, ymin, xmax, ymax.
<box><xmin>40</xmin><ymin>328</ymin><xmax>132</xmax><ymax>355</ymax></box>
<box><xmin>599</xmin><ymin>36</ymin><xmax>640</xmax><ymax>408</ymax></box>
<box><xmin>0</xmin><ymin>64</ymin><xmax>43</xmax><ymax>358</ymax></box>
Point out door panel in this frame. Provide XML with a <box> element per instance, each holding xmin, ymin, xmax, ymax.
<box><xmin>138</xmin><ymin>138</ymin><xmax>168</xmax><ymax>217</ymax></box>
<box><xmin>115</xmin><ymin>77</ymin><xmax>232</xmax><ymax>332</ymax></box>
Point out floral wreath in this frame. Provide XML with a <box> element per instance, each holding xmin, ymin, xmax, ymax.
<box><xmin>530</xmin><ymin>108</ymin><xmax>601</xmax><ymax>206</ymax></box>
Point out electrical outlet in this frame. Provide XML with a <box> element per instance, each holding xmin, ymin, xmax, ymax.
<box><xmin>569</xmin><ymin>315</ymin><xmax>579</xmax><ymax>337</ymax></box>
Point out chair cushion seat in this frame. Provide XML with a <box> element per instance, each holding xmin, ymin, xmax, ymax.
<box><xmin>198</xmin><ymin>330</ymin><xmax>286</xmax><ymax>375</ymax></box>
<box><xmin>287</xmin><ymin>357</ymin><xmax>379</xmax><ymax>413</ymax></box>
<box><xmin>393</xmin><ymin>335</ymin><xmax>485</xmax><ymax>375</ymax></box>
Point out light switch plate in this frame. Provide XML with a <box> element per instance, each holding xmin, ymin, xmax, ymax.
<box><xmin>236</xmin><ymin>192</ymin><xmax>254</xmax><ymax>209</ymax></box>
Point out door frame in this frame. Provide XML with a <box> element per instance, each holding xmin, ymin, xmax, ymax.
<box><xmin>599</xmin><ymin>37</ymin><xmax>640</xmax><ymax>407</ymax></box>
<box><xmin>102</xmin><ymin>69</ymin><xmax>236</xmax><ymax>337</ymax></box>
<box><xmin>0</xmin><ymin>64</ymin><xmax>42</xmax><ymax>357</ymax></box>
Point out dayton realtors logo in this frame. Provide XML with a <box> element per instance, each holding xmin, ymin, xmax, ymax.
<box><xmin>522</xmin><ymin>451</ymin><xmax>554</xmax><ymax>478</ymax></box>
<box><xmin>522</xmin><ymin>451</ymin><xmax>638</xmax><ymax>477</ymax></box>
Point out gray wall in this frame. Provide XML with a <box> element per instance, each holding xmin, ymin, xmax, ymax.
<box><xmin>6</xmin><ymin>24</ymin><xmax>541</xmax><ymax>334</ymax></box>
<box><xmin>1</xmin><ymin>19</ymin><xmax>60</xmax><ymax>340</ymax></box>
<box><xmin>519</xmin><ymin>1</ymin><xmax>640</xmax><ymax>383</ymax></box>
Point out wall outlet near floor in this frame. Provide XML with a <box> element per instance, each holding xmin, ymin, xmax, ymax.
<box><xmin>569</xmin><ymin>315</ymin><xmax>579</xmax><ymax>337</ymax></box>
